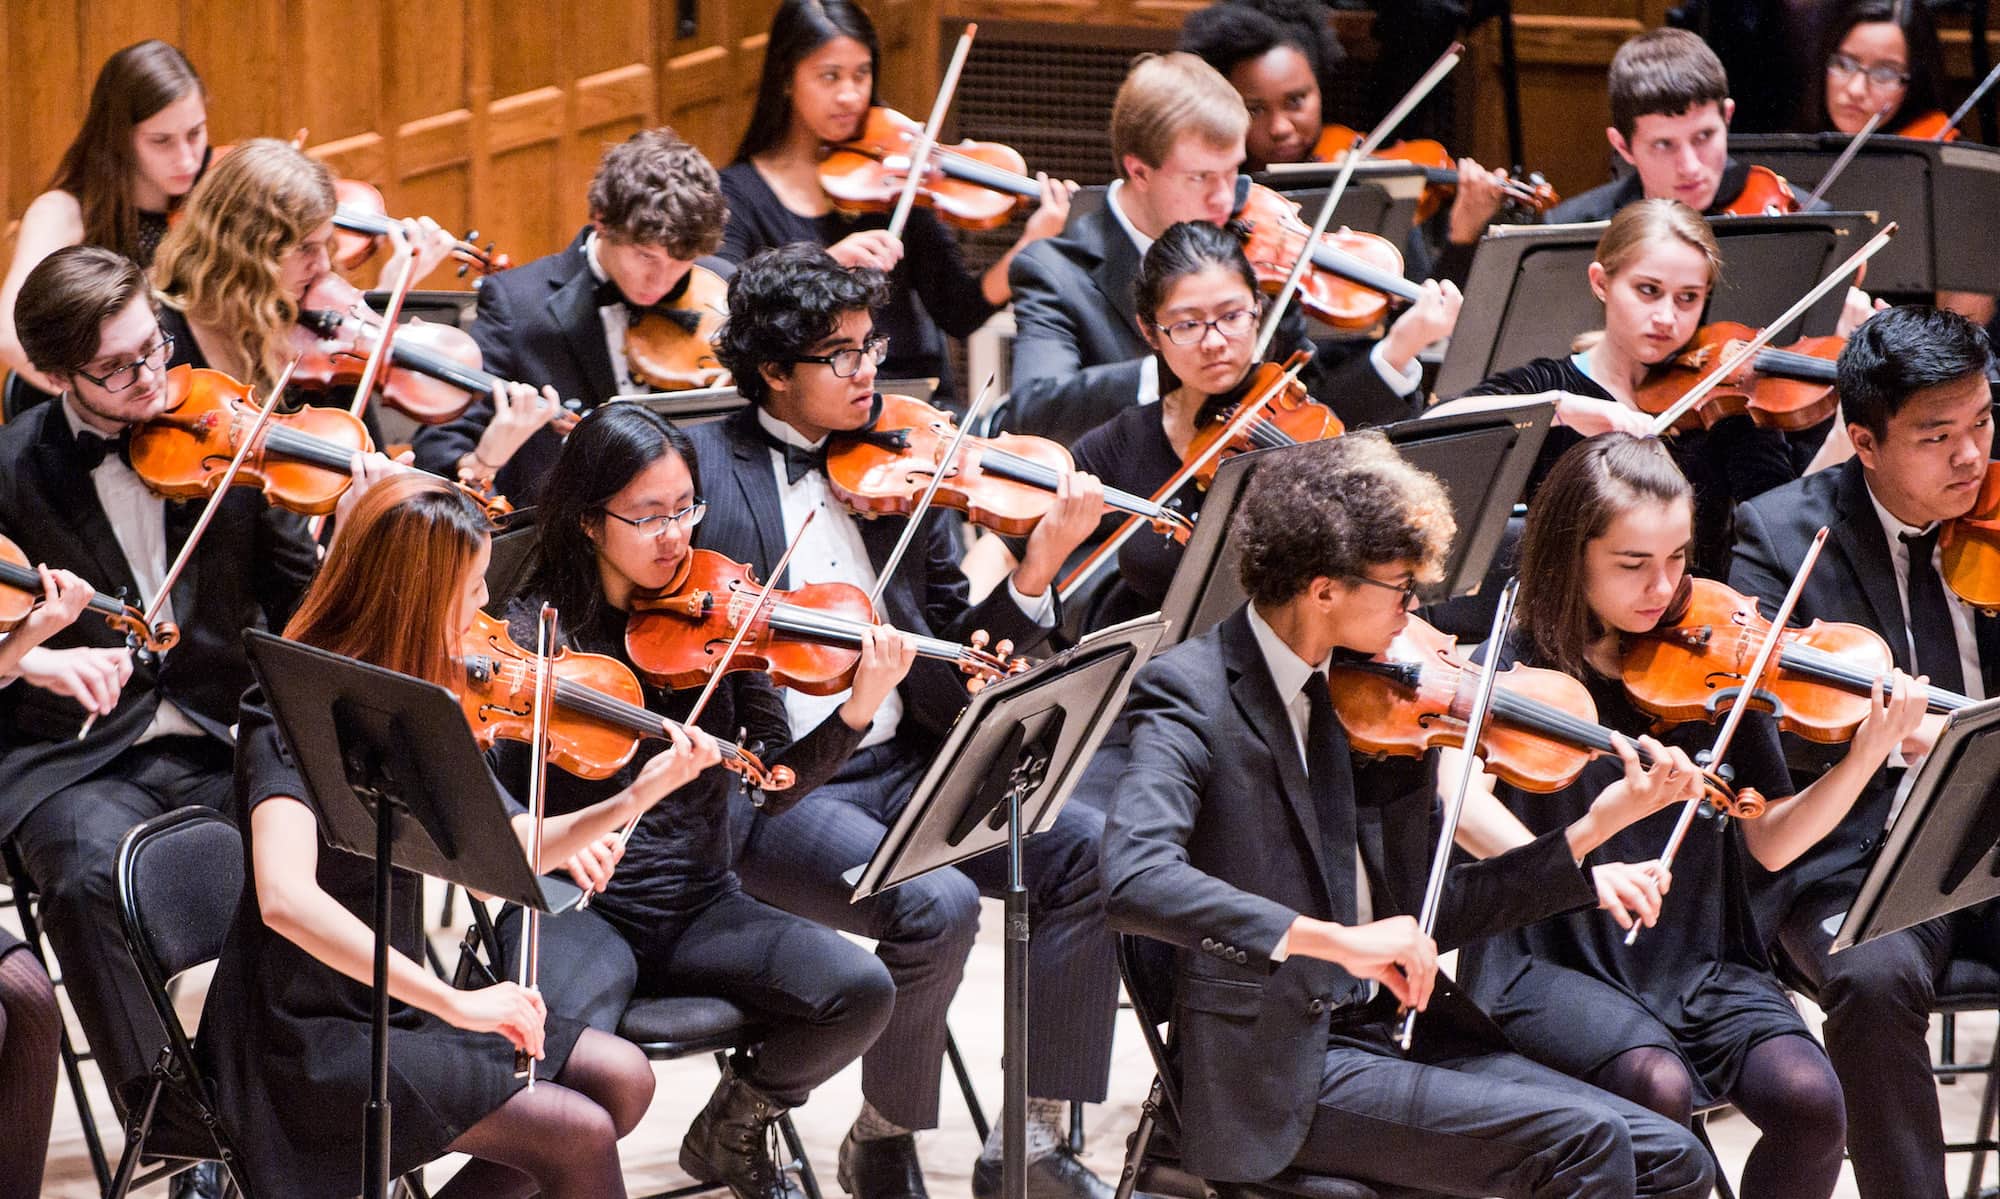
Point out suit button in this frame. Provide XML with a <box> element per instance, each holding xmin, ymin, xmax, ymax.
<box><xmin>1234</xmin><ymin>950</ymin><xmax>1248</xmax><ymax>964</ymax></box>
<box><xmin>1200</xmin><ymin>937</ymin><xmax>1216</xmax><ymax>952</ymax></box>
<box><xmin>1307</xmin><ymin>998</ymin><xmax>1326</xmax><ymax>1015</ymax></box>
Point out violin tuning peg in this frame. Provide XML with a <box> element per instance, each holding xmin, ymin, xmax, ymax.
<box><xmin>995</xmin><ymin>639</ymin><xmax>1013</xmax><ymax>658</ymax></box>
<box><xmin>970</xmin><ymin>630</ymin><xmax>990</xmax><ymax>650</ymax></box>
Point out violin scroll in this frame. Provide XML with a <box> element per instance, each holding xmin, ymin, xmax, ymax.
<box><xmin>963</xmin><ymin>630</ymin><xmax>1029</xmax><ymax>692</ymax></box>
<box><xmin>103</xmin><ymin>610</ymin><xmax>181</xmax><ymax>655</ymax></box>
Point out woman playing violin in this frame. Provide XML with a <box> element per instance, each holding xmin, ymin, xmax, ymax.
<box><xmin>493</xmin><ymin>401</ymin><xmax>914</xmax><ymax>1199</ymax></box>
<box><xmin>1</xmin><ymin>41</ymin><xmax>208</xmax><ymax>400</ymax></box>
<box><xmin>719</xmin><ymin>0</ymin><xmax>1076</xmax><ymax>404</ymax></box>
<box><xmin>196</xmin><ymin>473</ymin><xmax>693</xmax><ymax>1199</ymax></box>
<box><xmin>1452</xmin><ymin>433</ymin><xmax>1926</xmax><ymax>1199</ymax></box>
<box><xmin>1804</xmin><ymin>0</ymin><xmax>1950</xmax><ymax>141</ymax></box>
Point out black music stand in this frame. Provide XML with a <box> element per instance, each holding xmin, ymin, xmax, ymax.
<box><xmin>1434</xmin><ymin>212</ymin><xmax>1874</xmax><ymax>398</ymax></box>
<box><xmin>1831</xmin><ymin>698</ymin><xmax>2000</xmax><ymax>952</ymax></box>
<box><xmin>244</xmin><ymin>631</ymin><xmax>580</xmax><ymax>1199</ymax></box>
<box><xmin>1155</xmin><ymin>402</ymin><xmax>1553</xmax><ymax>648</ymax></box>
<box><xmin>1731</xmin><ymin>134</ymin><xmax>2000</xmax><ymax>296</ymax></box>
<box><xmin>847</xmin><ymin>616</ymin><xmax>1167</xmax><ymax>1199</ymax></box>
<box><xmin>615</xmin><ymin>385</ymin><xmax>750</xmax><ymax>425</ymax></box>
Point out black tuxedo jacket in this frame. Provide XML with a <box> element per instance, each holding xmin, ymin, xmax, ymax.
<box><xmin>1731</xmin><ymin>458</ymin><xmax>2000</xmax><ymax>899</ymax></box>
<box><xmin>412</xmin><ymin>228</ymin><xmax>734</xmax><ymax>502</ymax></box>
<box><xmin>1003</xmin><ymin>201</ymin><xmax>1411</xmax><ymax>446</ymax></box>
<box><xmin>0</xmin><ymin>401</ymin><xmax>318</xmax><ymax>837</ymax></box>
<box><xmin>685</xmin><ymin>406</ymin><xmax>1054</xmax><ymax>743</ymax></box>
<box><xmin>1101</xmin><ymin>609</ymin><xmax>1597</xmax><ymax>1183</ymax></box>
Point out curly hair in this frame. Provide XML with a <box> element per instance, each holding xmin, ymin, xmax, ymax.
<box><xmin>150</xmin><ymin>138</ymin><xmax>334</xmax><ymax>389</ymax></box>
<box><xmin>1233</xmin><ymin>431</ymin><xmax>1454</xmax><ymax>607</ymax></box>
<box><xmin>587</xmin><ymin>128</ymin><xmax>728</xmax><ymax>260</ymax></box>
<box><xmin>714</xmin><ymin>244</ymin><xmax>888</xmax><ymax>405</ymax></box>
<box><xmin>1179</xmin><ymin>0</ymin><xmax>1345</xmax><ymax>95</ymax></box>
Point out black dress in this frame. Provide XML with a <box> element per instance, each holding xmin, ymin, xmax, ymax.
<box><xmin>1068</xmin><ymin>399</ymin><xmax>1198</xmax><ymax>627</ymax></box>
<box><xmin>1455</xmin><ymin>655</ymin><xmax>1821</xmax><ymax>1108</ymax></box>
<box><xmin>196</xmin><ymin>687</ymin><xmax>583</xmax><ymax>1199</ymax></box>
<box><xmin>718</xmin><ymin>161</ymin><xmax>998</xmax><ymax>405</ymax></box>
<box><xmin>1458</xmin><ymin>355</ymin><xmax>1797</xmax><ymax>578</ymax></box>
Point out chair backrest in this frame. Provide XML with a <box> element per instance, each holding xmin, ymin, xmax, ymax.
<box><xmin>118</xmin><ymin>807</ymin><xmax>245</xmax><ymax>997</ymax></box>
<box><xmin>1116</xmin><ymin>933</ymin><xmax>1184</xmax><ymax>1120</ymax></box>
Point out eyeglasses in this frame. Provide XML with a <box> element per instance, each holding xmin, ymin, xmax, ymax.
<box><xmin>794</xmin><ymin>335</ymin><xmax>890</xmax><ymax>379</ymax></box>
<box><xmin>1827</xmin><ymin>52</ymin><xmax>1909</xmax><ymax>89</ymax></box>
<box><xmin>1347</xmin><ymin>573</ymin><xmax>1422</xmax><ymax>605</ymax></box>
<box><xmin>75</xmin><ymin>333</ymin><xmax>175</xmax><ymax>393</ymax></box>
<box><xmin>601</xmin><ymin>499</ymin><xmax>708</xmax><ymax>537</ymax></box>
<box><xmin>1154</xmin><ymin>308</ymin><xmax>1258</xmax><ymax>345</ymax></box>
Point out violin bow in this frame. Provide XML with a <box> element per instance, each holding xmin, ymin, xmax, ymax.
<box><xmin>77</xmin><ymin>355</ymin><xmax>305</xmax><ymax>741</ymax></box>
<box><xmin>1644</xmin><ymin>223</ymin><xmax>1898</xmax><ymax>437</ymax></box>
<box><xmin>886</xmin><ymin>23</ymin><xmax>978</xmax><ymax>242</ymax></box>
<box><xmin>1251</xmin><ymin>41</ymin><xmax>1462</xmax><ymax>361</ymax></box>
<box><xmin>1401</xmin><ymin>575</ymin><xmax>1519</xmax><ymax>1051</ymax></box>
<box><xmin>606</xmin><ymin>512</ymin><xmax>817</xmax><ymax>856</ymax></box>
<box><xmin>867</xmin><ymin>375</ymin><xmax>995</xmax><ymax>609</ymax></box>
<box><xmin>1941</xmin><ymin>58</ymin><xmax>2000</xmax><ymax>142</ymax></box>
<box><xmin>306</xmin><ymin>245</ymin><xmax>422</xmax><ymax>541</ymax></box>
<box><xmin>516</xmin><ymin>603</ymin><xmax>559</xmax><ymax>1086</ymax></box>
<box><xmin>1801</xmin><ymin>104</ymin><xmax>1890</xmax><ymax>211</ymax></box>
<box><xmin>1626</xmin><ymin>527</ymin><xmax>1830</xmax><ymax>947</ymax></box>
<box><xmin>1056</xmin><ymin>355</ymin><xmax>1308</xmax><ymax>606</ymax></box>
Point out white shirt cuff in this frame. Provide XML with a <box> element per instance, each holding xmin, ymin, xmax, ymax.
<box><xmin>1270</xmin><ymin>928</ymin><xmax>1291</xmax><ymax>962</ymax></box>
<box><xmin>1369</xmin><ymin>341</ymin><xmax>1422</xmax><ymax>397</ymax></box>
<box><xmin>1137</xmin><ymin>355</ymin><xmax>1162</xmax><ymax>407</ymax></box>
<box><xmin>1007</xmin><ymin>577</ymin><xmax>1058</xmax><ymax>627</ymax></box>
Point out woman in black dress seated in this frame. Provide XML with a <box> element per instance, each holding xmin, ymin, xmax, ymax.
<box><xmin>199</xmin><ymin>473</ymin><xmax>718</xmax><ymax>1199</ymax></box>
<box><xmin>1452</xmin><ymin>433</ymin><xmax>1926</xmax><ymax>1199</ymax></box>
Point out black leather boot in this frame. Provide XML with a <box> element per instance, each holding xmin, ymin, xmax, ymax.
<box><xmin>679</xmin><ymin>1061</ymin><xmax>806</xmax><ymax>1199</ymax></box>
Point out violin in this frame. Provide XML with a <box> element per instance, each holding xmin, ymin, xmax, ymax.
<box><xmin>0</xmin><ymin>535</ymin><xmax>178</xmax><ymax>654</ymax></box>
<box><xmin>1623</xmin><ymin>577</ymin><xmax>1970</xmax><ymax>746</ymax></box>
<box><xmin>1233</xmin><ymin>182</ymin><xmax>1424</xmax><ymax>330</ymax></box>
<box><xmin>1719</xmin><ymin>164</ymin><xmax>1803</xmax><ymax>217</ymax></box>
<box><xmin>1308</xmin><ymin>124</ymin><xmax>1560</xmax><ymax>222</ymax></box>
<box><xmin>1328</xmin><ymin>614</ymin><xmax>1760</xmax><ymax>816</ymax></box>
<box><xmin>129</xmin><ymin>365</ymin><xmax>512</xmax><ymax>519</ymax></box>
<box><xmin>820</xmin><ymin>107</ymin><xmax>1045</xmax><ymax>231</ymax></box>
<box><xmin>624</xmin><ymin>265</ymin><xmax>730</xmax><ymax>392</ymax></box>
<box><xmin>1632</xmin><ymin>321</ymin><xmax>1844</xmax><ymax>433</ymax></box>
<box><xmin>331</xmin><ymin>178</ymin><xmax>512</xmax><ymax>278</ymax></box>
<box><xmin>624</xmin><ymin>549</ymin><xmax>1028</xmax><ymax>694</ymax></box>
<box><xmin>1939</xmin><ymin>461</ymin><xmax>2000</xmax><ymax>612</ymax></box>
<box><xmin>1894</xmin><ymin>110</ymin><xmax>1961</xmax><ymax>141</ymax></box>
<box><xmin>295</xmin><ymin>275</ymin><xmax>581</xmax><ymax>430</ymax></box>
<box><xmin>456</xmin><ymin>609</ymin><xmax>791</xmax><ymax>791</ymax></box>
<box><xmin>825</xmin><ymin>394</ymin><xmax>1194</xmax><ymax>541</ymax></box>
<box><xmin>1182</xmin><ymin>355</ymin><xmax>1343</xmax><ymax>489</ymax></box>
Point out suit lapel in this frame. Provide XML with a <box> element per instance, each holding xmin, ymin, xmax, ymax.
<box><xmin>547</xmin><ymin>245</ymin><xmax>620</xmax><ymax>405</ymax></box>
<box><xmin>1221</xmin><ymin>612</ymin><xmax>1335</xmax><ymax>909</ymax></box>
<box><xmin>1080</xmin><ymin>207</ymin><xmax>1144</xmax><ymax>353</ymax></box>
<box><xmin>721</xmin><ymin>408</ymin><xmax>785</xmax><ymax>581</ymax></box>
<box><xmin>1831</xmin><ymin>461</ymin><xmax>1912</xmax><ymax>671</ymax></box>
<box><xmin>32</xmin><ymin>409</ymin><xmax>140</xmax><ymax>599</ymax></box>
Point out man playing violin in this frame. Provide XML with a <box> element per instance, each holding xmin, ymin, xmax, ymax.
<box><xmin>1100</xmin><ymin>431</ymin><xmax>1715</xmax><ymax>1199</ymax></box>
<box><xmin>698</xmin><ymin>244</ymin><xmax>1121</xmax><ymax>1199</ymax></box>
<box><xmin>0</xmin><ymin>244</ymin><xmax>392</xmax><ymax>1116</ymax></box>
<box><xmin>413</xmin><ymin>128</ymin><xmax>733</xmax><ymax>501</ymax></box>
<box><xmin>1004</xmin><ymin>51</ymin><xmax>1461</xmax><ymax>446</ymax></box>
<box><xmin>1730</xmin><ymin>304</ymin><xmax>2000</xmax><ymax>1199</ymax></box>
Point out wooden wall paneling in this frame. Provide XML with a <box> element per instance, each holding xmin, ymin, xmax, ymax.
<box><xmin>1461</xmin><ymin>14</ymin><xmax>1641</xmax><ymax>200</ymax></box>
<box><xmin>9</xmin><ymin>0</ymin><xmax>88</xmax><ymax>218</ymax></box>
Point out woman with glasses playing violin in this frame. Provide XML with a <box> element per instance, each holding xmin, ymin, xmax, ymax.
<box><xmin>487</xmin><ymin>399</ymin><xmax>917</xmax><ymax>1199</ymax></box>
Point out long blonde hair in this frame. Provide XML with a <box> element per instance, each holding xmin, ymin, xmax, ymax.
<box><xmin>150</xmin><ymin>138</ymin><xmax>334</xmax><ymax>388</ymax></box>
<box><xmin>1572</xmin><ymin>197</ymin><xmax>1723</xmax><ymax>354</ymax></box>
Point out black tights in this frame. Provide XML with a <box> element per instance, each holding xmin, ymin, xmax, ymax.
<box><xmin>1592</xmin><ymin>1035</ymin><xmax>1846</xmax><ymax>1199</ymax></box>
<box><xmin>434</xmin><ymin>1028</ymin><xmax>655</xmax><ymax>1199</ymax></box>
<box><xmin>0</xmin><ymin>946</ymin><xmax>59</xmax><ymax>1199</ymax></box>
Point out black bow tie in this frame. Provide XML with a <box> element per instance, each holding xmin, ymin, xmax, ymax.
<box><xmin>761</xmin><ymin>428</ymin><xmax>828</xmax><ymax>485</ymax></box>
<box><xmin>73</xmin><ymin>427</ymin><xmax>132</xmax><ymax>473</ymax></box>
<box><xmin>594</xmin><ymin>275</ymin><xmax>703</xmax><ymax>333</ymax></box>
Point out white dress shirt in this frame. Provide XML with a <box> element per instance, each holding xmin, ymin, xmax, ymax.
<box><xmin>1865</xmin><ymin>483</ymin><xmax>1985</xmax><ymax>702</ymax></box>
<box><xmin>584</xmin><ymin>232</ymin><xmax>650</xmax><ymax>398</ymax></box>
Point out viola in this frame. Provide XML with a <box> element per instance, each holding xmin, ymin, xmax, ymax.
<box><xmin>129</xmin><ymin>365</ymin><xmax>512</xmax><ymax>519</ymax></box>
<box><xmin>820</xmin><ymin>107</ymin><xmax>1044</xmax><ymax>231</ymax></box>
<box><xmin>825</xmin><ymin>394</ymin><xmax>1194</xmax><ymax>541</ymax></box>
<box><xmin>1308</xmin><ymin>124</ymin><xmax>1559</xmax><ymax>222</ymax></box>
<box><xmin>1719</xmin><ymin>164</ymin><xmax>1803</xmax><ymax>217</ymax></box>
<box><xmin>456</xmin><ymin>609</ymin><xmax>791</xmax><ymax>791</ymax></box>
<box><xmin>1181</xmin><ymin>355</ymin><xmax>1343</xmax><ymax>489</ymax></box>
<box><xmin>1233</xmin><ymin>182</ymin><xmax>1424</xmax><ymax>330</ymax></box>
<box><xmin>1939</xmin><ymin>461</ymin><xmax>2000</xmax><ymax>612</ymax></box>
<box><xmin>1623</xmin><ymin>577</ymin><xmax>1970</xmax><ymax>746</ymax></box>
<box><xmin>330</xmin><ymin>177</ymin><xmax>512</xmax><ymax>278</ymax></box>
<box><xmin>0</xmin><ymin>535</ymin><xmax>178</xmax><ymax>654</ymax></box>
<box><xmin>1329</xmin><ymin>614</ymin><xmax>1759</xmax><ymax>816</ymax></box>
<box><xmin>1632</xmin><ymin>321</ymin><xmax>1844</xmax><ymax>433</ymax></box>
<box><xmin>624</xmin><ymin>265</ymin><xmax>730</xmax><ymax>392</ymax></box>
<box><xmin>624</xmin><ymin>549</ymin><xmax>1028</xmax><ymax>694</ymax></box>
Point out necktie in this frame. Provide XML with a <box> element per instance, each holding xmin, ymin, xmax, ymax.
<box><xmin>1901</xmin><ymin>526</ymin><xmax>1967</xmax><ymax>693</ymax></box>
<box><xmin>1302</xmin><ymin>671</ymin><xmax>1358</xmax><ymax>925</ymax></box>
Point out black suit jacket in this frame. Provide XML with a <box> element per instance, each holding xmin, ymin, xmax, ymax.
<box><xmin>685</xmin><ymin>406</ymin><xmax>1054</xmax><ymax>743</ymax></box>
<box><xmin>1101</xmin><ymin>609</ymin><xmax>1597</xmax><ymax>1183</ymax></box>
<box><xmin>1730</xmin><ymin>458</ymin><xmax>2000</xmax><ymax>899</ymax></box>
<box><xmin>411</xmin><ymin>229</ymin><xmax>734</xmax><ymax>502</ymax></box>
<box><xmin>1004</xmin><ymin>200</ymin><xmax>1412</xmax><ymax>446</ymax></box>
<box><xmin>0</xmin><ymin>401</ymin><xmax>318</xmax><ymax>837</ymax></box>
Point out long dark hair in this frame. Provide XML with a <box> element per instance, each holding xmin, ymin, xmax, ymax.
<box><xmin>47</xmin><ymin>40</ymin><xmax>205</xmax><ymax>261</ymax></box>
<box><xmin>522</xmin><ymin>404</ymin><xmax>701</xmax><ymax>630</ymax></box>
<box><xmin>734</xmin><ymin>0</ymin><xmax>882</xmax><ymax>162</ymax></box>
<box><xmin>1801</xmin><ymin>0</ymin><xmax>1946</xmax><ymax>135</ymax></box>
<box><xmin>1514</xmin><ymin>433</ymin><xmax>1692</xmax><ymax>680</ymax></box>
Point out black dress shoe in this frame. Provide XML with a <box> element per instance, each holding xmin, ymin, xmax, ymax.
<box><xmin>970</xmin><ymin>1144</ymin><xmax>1116</xmax><ymax>1199</ymax></box>
<box><xmin>168</xmin><ymin>1160</ymin><xmax>226</xmax><ymax>1199</ymax></box>
<box><xmin>837</xmin><ymin>1129</ymin><xmax>929</xmax><ymax>1199</ymax></box>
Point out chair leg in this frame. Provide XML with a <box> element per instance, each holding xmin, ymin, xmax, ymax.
<box><xmin>1113</xmin><ymin>1081</ymin><xmax>1162</xmax><ymax>1199</ymax></box>
<box><xmin>946</xmin><ymin>1026</ymin><xmax>989</xmax><ymax>1143</ymax></box>
<box><xmin>1962</xmin><ymin>1026</ymin><xmax>2000</xmax><ymax>1199</ymax></box>
<box><xmin>775</xmin><ymin>1111</ymin><xmax>823</xmax><ymax>1199</ymax></box>
<box><xmin>107</xmin><ymin>1076</ymin><xmax>165</xmax><ymax>1199</ymax></box>
<box><xmin>1691</xmin><ymin>1111</ymin><xmax>1736</xmax><ymax>1199</ymax></box>
<box><xmin>1069</xmin><ymin>1100</ymin><xmax>1085</xmax><ymax>1154</ymax></box>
